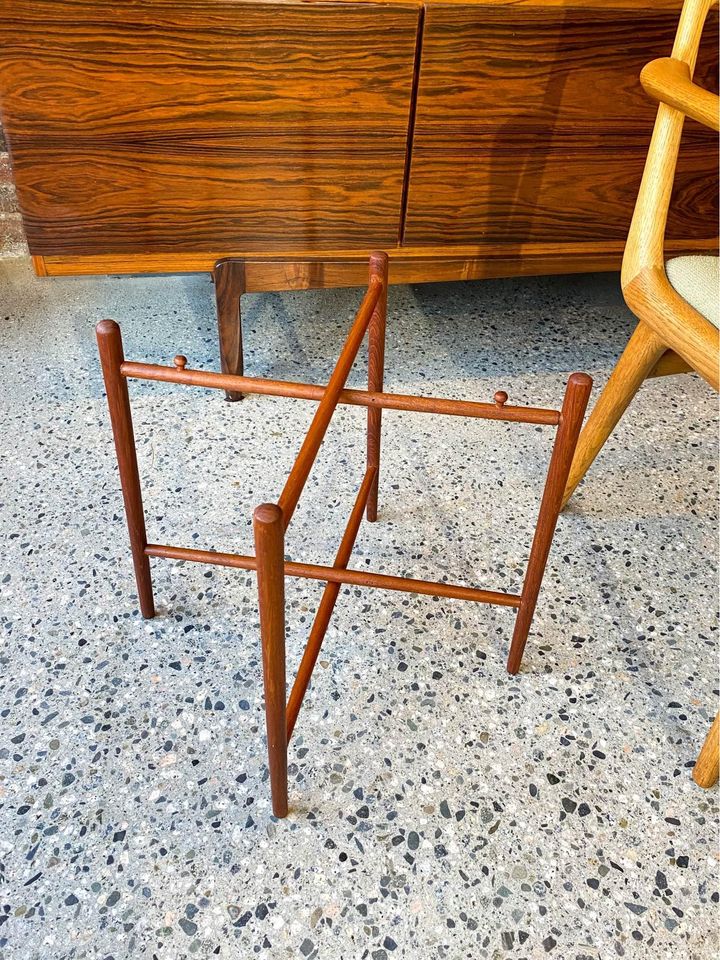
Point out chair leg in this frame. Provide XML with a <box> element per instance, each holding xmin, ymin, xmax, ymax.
<box><xmin>214</xmin><ymin>260</ymin><xmax>246</xmax><ymax>402</ymax></box>
<box><xmin>561</xmin><ymin>321</ymin><xmax>666</xmax><ymax>508</ymax></box>
<box><xmin>253</xmin><ymin>503</ymin><xmax>288</xmax><ymax>817</ymax></box>
<box><xmin>693</xmin><ymin>712</ymin><xmax>719</xmax><ymax>789</ymax></box>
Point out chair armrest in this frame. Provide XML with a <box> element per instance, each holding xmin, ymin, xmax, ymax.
<box><xmin>641</xmin><ymin>57</ymin><xmax>720</xmax><ymax>131</ymax></box>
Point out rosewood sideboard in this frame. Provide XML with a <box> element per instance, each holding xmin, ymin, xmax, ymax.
<box><xmin>0</xmin><ymin>0</ymin><xmax>717</xmax><ymax>290</ymax></box>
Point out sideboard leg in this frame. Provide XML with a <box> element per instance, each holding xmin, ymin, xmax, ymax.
<box><xmin>214</xmin><ymin>260</ymin><xmax>246</xmax><ymax>401</ymax></box>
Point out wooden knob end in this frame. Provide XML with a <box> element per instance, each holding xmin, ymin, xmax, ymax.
<box><xmin>494</xmin><ymin>390</ymin><xmax>508</xmax><ymax>408</ymax></box>
<box><xmin>173</xmin><ymin>355</ymin><xmax>188</xmax><ymax>371</ymax></box>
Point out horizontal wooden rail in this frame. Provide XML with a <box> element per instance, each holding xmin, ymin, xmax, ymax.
<box><xmin>120</xmin><ymin>363</ymin><xmax>560</xmax><ymax>426</ymax></box>
<box><xmin>144</xmin><ymin>542</ymin><xmax>521</xmax><ymax>608</ymax></box>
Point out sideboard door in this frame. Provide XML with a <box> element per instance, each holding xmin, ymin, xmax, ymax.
<box><xmin>0</xmin><ymin>0</ymin><xmax>420</xmax><ymax>256</ymax></box>
<box><xmin>403</xmin><ymin>1</ymin><xmax>719</xmax><ymax>248</ymax></box>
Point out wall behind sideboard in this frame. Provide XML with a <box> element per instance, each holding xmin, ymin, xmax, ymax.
<box><xmin>0</xmin><ymin>122</ymin><xmax>27</xmax><ymax>258</ymax></box>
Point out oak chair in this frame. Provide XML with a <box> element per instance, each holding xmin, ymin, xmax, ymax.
<box><xmin>562</xmin><ymin>0</ymin><xmax>719</xmax><ymax>507</ymax></box>
<box><xmin>562</xmin><ymin>0</ymin><xmax>719</xmax><ymax>789</ymax></box>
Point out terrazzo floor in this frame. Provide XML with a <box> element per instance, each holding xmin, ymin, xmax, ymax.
<box><xmin>0</xmin><ymin>257</ymin><xmax>717</xmax><ymax>960</ymax></box>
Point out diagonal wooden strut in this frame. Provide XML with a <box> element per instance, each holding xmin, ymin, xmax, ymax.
<box><xmin>278</xmin><ymin>274</ymin><xmax>382</xmax><ymax>529</ymax></box>
<box><xmin>286</xmin><ymin>465</ymin><xmax>377</xmax><ymax>740</ymax></box>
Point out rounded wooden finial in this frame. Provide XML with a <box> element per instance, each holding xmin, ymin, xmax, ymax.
<box><xmin>253</xmin><ymin>502</ymin><xmax>284</xmax><ymax>527</ymax></box>
<box><xmin>494</xmin><ymin>390</ymin><xmax>508</xmax><ymax>408</ymax></box>
<box><xmin>173</xmin><ymin>355</ymin><xmax>188</xmax><ymax>371</ymax></box>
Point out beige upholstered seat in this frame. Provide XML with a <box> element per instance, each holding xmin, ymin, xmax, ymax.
<box><xmin>666</xmin><ymin>255</ymin><xmax>720</xmax><ymax>328</ymax></box>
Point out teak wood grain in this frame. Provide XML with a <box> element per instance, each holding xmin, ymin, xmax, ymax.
<box><xmin>32</xmin><ymin>237</ymin><xmax>719</xmax><ymax>280</ymax></box>
<box><xmin>1</xmin><ymin>0</ymin><xmax>717</xmax><ymax>277</ymax></box>
<box><xmin>404</xmin><ymin>2</ymin><xmax>719</xmax><ymax>244</ymax></box>
<box><xmin>0</xmin><ymin>0</ymin><xmax>420</xmax><ymax>254</ymax></box>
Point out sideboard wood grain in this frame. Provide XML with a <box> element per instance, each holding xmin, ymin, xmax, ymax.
<box><xmin>0</xmin><ymin>0</ymin><xmax>421</xmax><ymax>254</ymax></box>
<box><xmin>0</xmin><ymin>0</ymin><xmax>716</xmax><ymax>281</ymax></box>
<box><xmin>404</xmin><ymin>2</ymin><xmax>719</xmax><ymax>245</ymax></box>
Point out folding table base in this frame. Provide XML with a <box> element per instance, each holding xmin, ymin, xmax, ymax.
<box><xmin>96</xmin><ymin>252</ymin><xmax>592</xmax><ymax>817</ymax></box>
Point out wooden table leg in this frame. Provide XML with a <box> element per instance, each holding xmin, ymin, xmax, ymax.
<box><xmin>96</xmin><ymin>320</ymin><xmax>155</xmax><ymax>619</ymax></box>
<box><xmin>253</xmin><ymin>503</ymin><xmax>289</xmax><ymax>817</ymax></box>
<box><xmin>366</xmin><ymin>251</ymin><xmax>388</xmax><ymax>522</ymax></box>
<box><xmin>693</xmin><ymin>712</ymin><xmax>719</xmax><ymax>788</ymax></box>
<box><xmin>507</xmin><ymin>372</ymin><xmax>592</xmax><ymax>674</ymax></box>
<box><xmin>214</xmin><ymin>259</ymin><xmax>246</xmax><ymax>402</ymax></box>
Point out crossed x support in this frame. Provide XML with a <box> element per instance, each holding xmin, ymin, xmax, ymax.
<box><xmin>96</xmin><ymin>252</ymin><xmax>592</xmax><ymax>817</ymax></box>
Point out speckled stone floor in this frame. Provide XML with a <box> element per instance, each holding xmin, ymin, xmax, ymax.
<box><xmin>0</xmin><ymin>258</ymin><xmax>717</xmax><ymax>960</ymax></box>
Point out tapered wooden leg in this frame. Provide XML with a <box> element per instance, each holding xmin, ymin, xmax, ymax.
<box><xmin>366</xmin><ymin>251</ymin><xmax>388</xmax><ymax>522</ymax></box>
<box><xmin>693</xmin><ymin>712</ymin><xmax>719</xmax><ymax>789</ymax></box>
<box><xmin>253</xmin><ymin>503</ymin><xmax>288</xmax><ymax>817</ymax></box>
<box><xmin>561</xmin><ymin>322</ymin><xmax>665</xmax><ymax>508</ymax></box>
<box><xmin>507</xmin><ymin>373</ymin><xmax>592</xmax><ymax>674</ymax></box>
<box><xmin>214</xmin><ymin>259</ymin><xmax>246</xmax><ymax>402</ymax></box>
<box><xmin>96</xmin><ymin>320</ymin><xmax>155</xmax><ymax>619</ymax></box>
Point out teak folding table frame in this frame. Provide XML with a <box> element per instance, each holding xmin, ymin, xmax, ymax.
<box><xmin>96</xmin><ymin>252</ymin><xmax>592</xmax><ymax>817</ymax></box>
